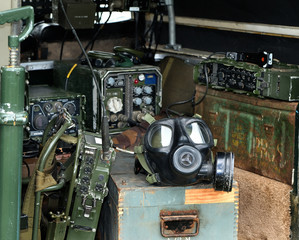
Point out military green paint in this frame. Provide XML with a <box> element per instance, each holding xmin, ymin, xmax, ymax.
<box><xmin>195</xmin><ymin>85</ymin><xmax>297</xmax><ymax>185</ymax></box>
<box><xmin>0</xmin><ymin>67</ymin><xmax>27</xmax><ymax>240</ymax></box>
<box><xmin>194</xmin><ymin>58</ymin><xmax>299</xmax><ymax>101</ymax></box>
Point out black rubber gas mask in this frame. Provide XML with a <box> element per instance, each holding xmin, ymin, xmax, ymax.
<box><xmin>135</xmin><ymin>115</ymin><xmax>234</xmax><ymax>192</ymax></box>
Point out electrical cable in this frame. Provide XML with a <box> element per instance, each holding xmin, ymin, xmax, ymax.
<box><xmin>23</xmin><ymin>160</ymin><xmax>31</xmax><ymax>177</ymax></box>
<box><xmin>165</xmin><ymin>52</ymin><xmax>226</xmax><ymax>118</ymax></box>
<box><xmin>78</xmin><ymin>12</ymin><xmax>112</xmax><ymax>59</ymax></box>
<box><xmin>193</xmin><ymin>52</ymin><xmax>226</xmax><ymax>106</ymax></box>
<box><xmin>59</xmin><ymin>30</ymin><xmax>68</xmax><ymax>60</ymax></box>
<box><xmin>59</xmin><ymin>0</ymin><xmax>110</xmax><ymax>154</ymax></box>
<box><xmin>64</xmin><ymin>63</ymin><xmax>78</xmax><ymax>91</ymax></box>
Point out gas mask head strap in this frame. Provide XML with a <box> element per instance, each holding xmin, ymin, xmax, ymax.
<box><xmin>134</xmin><ymin>145</ymin><xmax>159</xmax><ymax>184</ymax></box>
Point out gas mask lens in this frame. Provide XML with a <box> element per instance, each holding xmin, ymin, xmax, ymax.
<box><xmin>149</xmin><ymin>125</ymin><xmax>172</xmax><ymax>148</ymax></box>
<box><xmin>185</xmin><ymin>122</ymin><xmax>210</xmax><ymax>144</ymax></box>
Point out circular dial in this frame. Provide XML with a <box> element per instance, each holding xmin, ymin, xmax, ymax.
<box><xmin>107</xmin><ymin>97</ymin><xmax>123</xmax><ymax>113</ymax></box>
<box><xmin>43</xmin><ymin>102</ymin><xmax>53</xmax><ymax>113</ymax></box>
<box><xmin>33</xmin><ymin>114</ymin><xmax>48</xmax><ymax>130</ymax></box>
<box><xmin>63</xmin><ymin>102</ymin><xmax>76</xmax><ymax>115</ymax></box>
<box><xmin>54</xmin><ymin>102</ymin><xmax>63</xmax><ymax>112</ymax></box>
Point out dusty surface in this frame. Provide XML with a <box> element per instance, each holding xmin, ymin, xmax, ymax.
<box><xmin>235</xmin><ymin>168</ymin><xmax>292</xmax><ymax>240</ymax></box>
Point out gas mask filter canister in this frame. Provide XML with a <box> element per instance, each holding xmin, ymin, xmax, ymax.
<box><xmin>134</xmin><ymin>115</ymin><xmax>234</xmax><ymax>192</ymax></box>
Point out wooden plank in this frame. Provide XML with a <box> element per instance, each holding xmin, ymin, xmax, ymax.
<box><xmin>185</xmin><ymin>184</ymin><xmax>238</xmax><ymax>204</ymax></box>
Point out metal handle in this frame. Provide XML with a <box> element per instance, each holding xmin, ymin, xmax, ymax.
<box><xmin>0</xmin><ymin>6</ymin><xmax>34</xmax><ymax>47</ymax></box>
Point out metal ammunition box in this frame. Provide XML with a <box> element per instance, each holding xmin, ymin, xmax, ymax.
<box><xmin>99</xmin><ymin>152</ymin><xmax>239</xmax><ymax>240</ymax></box>
<box><xmin>194</xmin><ymin>85</ymin><xmax>298</xmax><ymax>186</ymax></box>
<box><xmin>194</xmin><ymin>58</ymin><xmax>299</xmax><ymax>101</ymax></box>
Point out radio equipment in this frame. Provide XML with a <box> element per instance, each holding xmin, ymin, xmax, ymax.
<box><xmin>194</xmin><ymin>58</ymin><xmax>299</xmax><ymax>101</ymax></box>
<box><xmin>53</xmin><ymin>61</ymin><xmax>162</xmax><ymax>133</ymax></box>
<box><xmin>27</xmin><ymin>85</ymin><xmax>85</xmax><ymax>141</ymax></box>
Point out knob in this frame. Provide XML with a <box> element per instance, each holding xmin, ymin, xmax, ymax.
<box><xmin>133</xmin><ymin>98</ymin><xmax>142</xmax><ymax>106</ymax></box>
<box><xmin>142</xmin><ymin>96</ymin><xmax>152</xmax><ymax>105</ymax></box>
<box><xmin>107</xmin><ymin>97</ymin><xmax>123</xmax><ymax>113</ymax></box>
<box><xmin>134</xmin><ymin>87</ymin><xmax>142</xmax><ymax>95</ymax></box>
<box><xmin>138</xmin><ymin>74</ymin><xmax>145</xmax><ymax>81</ymax></box>
<box><xmin>143</xmin><ymin>86</ymin><xmax>153</xmax><ymax>94</ymax></box>
<box><xmin>33</xmin><ymin>115</ymin><xmax>48</xmax><ymax>130</ymax></box>
<box><xmin>107</xmin><ymin>77</ymin><xmax>115</xmax><ymax>86</ymax></box>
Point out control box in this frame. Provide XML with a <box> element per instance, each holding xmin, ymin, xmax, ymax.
<box><xmin>28</xmin><ymin>85</ymin><xmax>85</xmax><ymax>141</ymax></box>
<box><xmin>194</xmin><ymin>58</ymin><xmax>299</xmax><ymax>101</ymax></box>
<box><xmin>53</xmin><ymin>61</ymin><xmax>162</xmax><ymax>133</ymax></box>
<box><xmin>67</xmin><ymin>131</ymin><xmax>115</xmax><ymax>239</ymax></box>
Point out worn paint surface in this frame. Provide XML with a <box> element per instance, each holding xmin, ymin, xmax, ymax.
<box><xmin>195</xmin><ymin>85</ymin><xmax>298</xmax><ymax>185</ymax></box>
<box><xmin>99</xmin><ymin>153</ymin><xmax>239</xmax><ymax>240</ymax></box>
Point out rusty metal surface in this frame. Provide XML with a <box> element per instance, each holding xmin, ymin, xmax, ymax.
<box><xmin>160</xmin><ymin>210</ymin><xmax>199</xmax><ymax>237</ymax></box>
<box><xmin>195</xmin><ymin>85</ymin><xmax>298</xmax><ymax>185</ymax></box>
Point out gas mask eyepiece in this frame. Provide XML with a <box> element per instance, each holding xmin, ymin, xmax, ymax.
<box><xmin>134</xmin><ymin>115</ymin><xmax>235</xmax><ymax>192</ymax></box>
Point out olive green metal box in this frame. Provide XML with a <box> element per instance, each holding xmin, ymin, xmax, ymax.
<box><xmin>100</xmin><ymin>153</ymin><xmax>239</xmax><ymax>240</ymax></box>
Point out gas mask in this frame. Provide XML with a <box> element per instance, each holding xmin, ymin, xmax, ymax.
<box><xmin>134</xmin><ymin>115</ymin><xmax>234</xmax><ymax>192</ymax></box>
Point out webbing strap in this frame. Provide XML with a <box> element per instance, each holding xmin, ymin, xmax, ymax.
<box><xmin>134</xmin><ymin>145</ymin><xmax>158</xmax><ymax>184</ymax></box>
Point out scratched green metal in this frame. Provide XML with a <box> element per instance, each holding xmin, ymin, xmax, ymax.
<box><xmin>195</xmin><ymin>85</ymin><xmax>298</xmax><ymax>185</ymax></box>
<box><xmin>99</xmin><ymin>153</ymin><xmax>238</xmax><ymax>240</ymax></box>
<box><xmin>194</xmin><ymin>58</ymin><xmax>299</xmax><ymax>101</ymax></box>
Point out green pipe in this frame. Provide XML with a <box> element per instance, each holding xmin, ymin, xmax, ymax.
<box><xmin>0</xmin><ymin>67</ymin><xmax>27</xmax><ymax>240</ymax></box>
<box><xmin>41</xmin><ymin>178</ymin><xmax>66</xmax><ymax>192</ymax></box>
<box><xmin>32</xmin><ymin>118</ymin><xmax>73</xmax><ymax>240</ymax></box>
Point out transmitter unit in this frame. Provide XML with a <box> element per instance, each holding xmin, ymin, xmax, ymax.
<box><xmin>53</xmin><ymin>61</ymin><xmax>162</xmax><ymax>133</ymax></box>
<box><xmin>194</xmin><ymin>58</ymin><xmax>299</xmax><ymax>101</ymax></box>
<box><xmin>28</xmin><ymin>85</ymin><xmax>85</xmax><ymax>141</ymax></box>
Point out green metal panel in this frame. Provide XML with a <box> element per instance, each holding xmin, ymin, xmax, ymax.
<box><xmin>195</xmin><ymin>85</ymin><xmax>298</xmax><ymax>185</ymax></box>
<box><xmin>100</xmin><ymin>153</ymin><xmax>239</xmax><ymax>240</ymax></box>
<box><xmin>194</xmin><ymin>58</ymin><xmax>299</xmax><ymax>101</ymax></box>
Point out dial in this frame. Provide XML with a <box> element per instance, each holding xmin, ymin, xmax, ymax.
<box><xmin>134</xmin><ymin>87</ymin><xmax>142</xmax><ymax>95</ymax></box>
<box><xmin>107</xmin><ymin>97</ymin><xmax>123</xmax><ymax>113</ymax></box>
<box><xmin>33</xmin><ymin>114</ymin><xmax>48</xmax><ymax>130</ymax></box>
<box><xmin>143</xmin><ymin>96</ymin><xmax>152</xmax><ymax>105</ymax></box>
<box><xmin>43</xmin><ymin>102</ymin><xmax>53</xmax><ymax>113</ymax></box>
<box><xmin>54</xmin><ymin>102</ymin><xmax>63</xmax><ymax>112</ymax></box>
<box><xmin>63</xmin><ymin>102</ymin><xmax>76</xmax><ymax>115</ymax></box>
<box><xmin>133</xmin><ymin>98</ymin><xmax>142</xmax><ymax>106</ymax></box>
<box><xmin>107</xmin><ymin>77</ymin><xmax>115</xmax><ymax>87</ymax></box>
<box><xmin>143</xmin><ymin>86</ymin><xmax>153</xmax><ymax>94</ymax></box>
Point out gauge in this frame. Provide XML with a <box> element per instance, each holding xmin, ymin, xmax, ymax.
<box><xmin>138</xmin><ymin>74</ymin><xmax>145</xmax><ymax>81</ymax></box>
<box><xmin>43</xmin><ymin>102</ymin><xmax>53</xmax><ymax>113</ymax></box>
<box><xmin>54</xmin><ymin>102</ymin><xmax>63</xmax><ymax>112</ymax></box>
<box><xmin>63</xmin><ymin>102</ymin><xmax>76</xmax><ymax>115</ymax></box>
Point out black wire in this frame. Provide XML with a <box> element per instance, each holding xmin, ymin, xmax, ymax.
<box><xmin>78</xmin><ymin>12</ymin><xmax>112</xmax><ymax>59</ymax></box>
<box><xmin>166</xmin><ymin>93</ymin><xmax>195</xmax><ymax>118</ymax></box>
<box><xmin>193</xmin><ymin>52</ymin><xmax>226</xmax><ymax>106</ymax></box>
<box><xmin>23</xmin><ymin>160</ymin><xmax>30</xmax><ymax>177</ymax></box>
<box><xmin>60</xmin><ymin>30</ymin><xmax>68</xmax><ymax>60</ymax></box>
<box><xmin>59</xmin><ymin>0</ymin><xmax>110</xmax><ymax>153</ymax></box>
